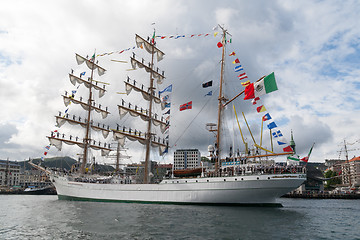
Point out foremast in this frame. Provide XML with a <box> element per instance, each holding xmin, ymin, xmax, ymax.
<box><xmin>48</xmin><ymin>54</ymin><xmax>112</xmax><ymax>174</ymax></box>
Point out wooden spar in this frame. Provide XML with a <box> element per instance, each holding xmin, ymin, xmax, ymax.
<box><xmin>215</xmin><ymin>27</ymin><xmax>227</xmax><ymax>172</ymax></box>
<box><xmin>81</xmin><ymin>54</ymin><xmax>95</xmax><ymax>174</ymax></box>
<box><xmin>254</xmin><ymin>143</ymin><xmax>274</xmax><ymax>154</ymax></box>
<box><xmin>233</xmin><ymin>105</ymin><xmax>247</xmax><ymax>153</ymax></box>
<box><xmin>144</xmin><ymin>33</ymin><xmax>156</xmax><ymax>184</ymax></box>
<box><xmin>223</xmin><ymin>75</ymin><xmax>265</xmax><ymax>108</ymax></box>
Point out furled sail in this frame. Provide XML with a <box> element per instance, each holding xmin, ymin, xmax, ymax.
<box><xmin>135</xmin><ymin>34</ymin><xmax>165</xmax><ymax>62</ymax></box>
<box><xmin>75</xmin><ymin>54</ymin><xmax>106</xmax><ymax>76</ymax></box>
<box><xmin>113</xmin><ymin>129</ymin><xmax>168</xmax><ymax>156</ymax></box>
<box><xmin>55</xmin><ymin>114</ymin><xmax>110</xmax><ymax>139</ymax></box>
<box><xmin>130</xmin><ymin>57</ymin><xmax>165</xmax><ymax>84</ymax></box>
<box><xmin>69</xmin><ymin>74</ymin><xmax>106</xmax><ymax>98</ymax></box>
<box><xmin>62</xmin><ymin>96</ymin><xmax>110</xmax><ymax>119</ymax></box>
<box><xmin>118</xmin><ymin>104</ymin><xmax>168</xmax><ymax>133</ymax></box>
<box><xmin>124</xmin><ymin>81</ymin><xmax>161</xmax><ymax>104</ymax></box>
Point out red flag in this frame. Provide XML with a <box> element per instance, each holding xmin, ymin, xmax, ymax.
<box><xmin>238</xmin><ymin>73</ymin><xmax>246</xmax><ymax>78</ymax></box>
<box><xmin>217</xmin><ymin>42</ymin><xmax>223</xmax><ymax>48</ymax></box>
<box><xmin>180</xmin><ymin>101</ymin><xmax>192</xmax><ymax>111</ymax></box>
<box><xmin>283</xmin><ymin>146</ymin><xmax>293</xmax><ymax>152</ymax></box>
<box><xmin>239</xmin><ymin>76</ymin><xmax>248</xmax><ymax>80</ymax></box>
<box><xmin>44</xmin><ymin>152</ymin><xmax>48</xmax><ymax>156</ymax></box>
<box><xmin>229</xmin><ymin>52</ymin><xmax>236</xmax><ymax>56</ymax></box>
<box><xmin>244</xmin><ymin>83</ymin><xmax>255</xmax><ymax>100</ymax></box>
<box><xmin>232</xmin><ymin>58</ymin><xmax>240</xmax><ymax>64</ymax></box>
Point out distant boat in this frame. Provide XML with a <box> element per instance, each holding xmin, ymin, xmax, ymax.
<box><xmin>23</xmin><ymin>185</ymin><xmax>55</xmax><ymax>195</ymax></box>
<box><xmin>47</xmin><ymin>26</ymin><xmax>306</xmax><ymax>206</ymax></box>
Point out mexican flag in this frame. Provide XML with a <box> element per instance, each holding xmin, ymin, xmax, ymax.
<box><xmin>301</xmin><ymin>143</ymin><xmax>315</xmax><ymax>162</ymax></box>
<box><xmin>244</xmin><ymin>72</ymin><xmax>278</xmax><ymax>100</ymax></box>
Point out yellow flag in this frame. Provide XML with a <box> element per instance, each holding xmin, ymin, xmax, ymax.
<box><xmin>214</xmin><ymin>32</ymin><xmax>219</xmax><ymax>37</ymax></box>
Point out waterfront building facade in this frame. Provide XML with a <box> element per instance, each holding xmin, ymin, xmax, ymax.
<box><xmin>0</xmin><ymin>159</ymin><xmax>20</xmax><ymax>187</ymax></box>
<box><xmin>341</xmin><ymin>157</ymin><xmax>360</xmax><ymax>186</ymax></box>
<box><xmin>174</xmin><ymin>149</ymin><xmax>201</xmax><ymax>170</ymax></box>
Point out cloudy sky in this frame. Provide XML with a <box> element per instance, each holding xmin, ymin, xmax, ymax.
<box><xmin>1</xmin><ymin>0</ymin><xmax>360</xmax><ymax>164</ymax></box>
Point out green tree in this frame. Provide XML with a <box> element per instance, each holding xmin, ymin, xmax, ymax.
<box><xmin>324</xmin><ymin>170</ymin><xmax>341</xmax><ymax>189</ymax></box>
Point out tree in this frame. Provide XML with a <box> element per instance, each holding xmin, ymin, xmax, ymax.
<box><xmin>324</xmin><ymin>170</ymin><xmax>341</xmax><ymax>189</ymax></box>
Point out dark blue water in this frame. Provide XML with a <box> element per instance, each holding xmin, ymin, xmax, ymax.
<box><xmin>0</xmin><ymin>195</ymin><xmax>359</xmax><ymax>239</ymax></box>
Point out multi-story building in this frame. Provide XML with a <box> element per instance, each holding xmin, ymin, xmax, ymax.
<box><xmin>0</xmin><ymin>159</ymin><xmax>20</xmax><ymax>187</ymax></box>
<box><xmin>341</xmin><ymin>156</ymin><xmax>360</xmax><ymax>186</ymax></box>
<box><xmin>174</xmin><ymin>149</ymin><xmax>201</xmax><ymax>170</ymax></box>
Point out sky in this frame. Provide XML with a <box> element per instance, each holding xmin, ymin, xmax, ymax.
<box><xmin>1</xmin><ymin>0</ymin><xmax>360</xmax><ymax>165</ymax></box>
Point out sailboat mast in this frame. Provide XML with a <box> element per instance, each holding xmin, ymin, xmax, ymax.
<box><xmin>215</xmin><ymin>27</ymin><xmax>227</xmax><ymax>171</ymax></box>
<box><xmin>81</xmin><ymin>55</ymin><xmax>95</xmax><ymax>174</ymax></box>
<box><xmin>144</xmin><ymin>35</ymin><xmax>156</xmax><ymax>184</ymax></box>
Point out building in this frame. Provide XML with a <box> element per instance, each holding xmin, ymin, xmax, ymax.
<box><xmin>174</xmin><ymin>149</ymin><xmax>201</xmax><ymax>170</ymax></box>
<box><xmin>341</xmin><ymin>156</ymin><xmax>360</xmax><ymax>186</ymax></box>
<box><xmin>0</xmin><ymin>159</ymin><xmax>21</xmax><ymax>187</ymax></box>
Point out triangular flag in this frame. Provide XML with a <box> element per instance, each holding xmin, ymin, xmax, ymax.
<box><xmin>257</xmin><ymin>105</ymin><xmax>267</xmax><ymax>113</ymax></box>
<box><xmin>229</xmin><ymin>52</ymin><xmax>236</xmax><ymax>56</ymax></box>
<box><xmin>283</xmin><ymin>145</ymin><xmax>293</xmax><ymax>152</ymax></box>
<box><xmin>232</xmin><ymin>58</ymin><xmax>240</xmax><ymax>64</ymax></box>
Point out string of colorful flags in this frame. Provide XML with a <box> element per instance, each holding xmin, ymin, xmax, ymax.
<box><xmin>225</xmin><ymin>47</ymin><xmax>294</xmax><ymax>154</ymax></box>
<box><xmin>159</xmin><ymin>84</ymin><xmax>172</xmax><ymax>139</ymax></box>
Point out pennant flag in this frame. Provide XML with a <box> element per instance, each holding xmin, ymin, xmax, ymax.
<box><xmin>272</xmin><ymin>130</ymin><xmax>282</xmax><ymax>138</ymax></box>
<box><xmin>45</xmin><ymin>145</ymin><xmax>50</xmax><ymax>150</ymax></box>
<box><xmin>205</xmin><ymin>91</ymin><xmax>212</xmax><ymax>96</ymax></box>
<box><xmin>239</xmin><ymin>76</ymin><xmax>248</xmax><ymax>80</ymax></box>
<box><xmin>159</xmin><ymin>84</ymin><xmax>172</xmax><ymax>95</ymax></box>
<box><xmin>180</xmin><ymin>101</ymin><xmax>192</xmax><ymax>111</ymax></box>
<box><xmin>162</xmin><ymin>94</ymin><xmax>171</xmax><ymax>102</ymax></box>
<box><xmin>235</xmin><ymin>67</ymin><xmax>244</xmax><ymax>72</ymax></box>
<box><xmin>238</xmin><ymin>73</ymin><xmax>247</xmax><ymax>78</ymax></box>
<box><xmin>262</xmin><ymin>113</ymin><xmax>272</xmax><ymax>121</ymax></box>
<box><xmin>232</xmin><ymin>58</ymin><xmax>240</xmax><ymax>64</ymax></box>
<box><xmin>241</xmin><ymin>80</ymin><xmax>250</xmax><ymax>87</ymax></box>
<box><xmin>256</xmin><ymin>105</ymin><xmax>266</xmax><ymax>113</ymax></box>
<box><xmin>244</xmin><ymin>83</ymin><xmax>255</xmax><ymax>100</ymax></box>
<box><xmin>202</xmin><ymin>81</ymin><xmax>213</xmax><ymax>88</ymax></box>
<box><xmin>152</xmin><ymin>30</ymin><xmax>156</xmax><ymax>44</ymax></box>
<box><xmin>283</xmin><ymin>145</ymin><xmax>293</xmax><ymax>152</ymax></box>
<box><xmin>217</xmin><ymin>42</ymin><xmax>223</xmax><ymax>48</ymax></box>
<box><xmin>80</xmin><ymin>71</ymin><xmax>86</xmax><ymax>77</ymax></box>
<box><xmin>267</xmin><ymin>121</ymin><xmax>277</xmax><ymax>129</ymax></box>
<box><xmin>277</xmin><ymin>140</ymin><xmax>287</xmax><ymax>145</ymax></box>
<box><xmin>44</xmin><ymin>152</ymin><xmax>48</xmax><ymax>156</ymax></box>
<box><xmin>164</xmin><ymin>109</ymin><xmax>170</xmax><ymax>115</ymax></box>
<box><xmin>90</xmin><ymin>53</ymin><xmax>95</xmax><ymax>62</ymax></box>
<box><xmin>229</xmin><ymin>52</ymin><xmax>236</xmax><ymax>56</ymax></box>
<box><xmin>234</xmin><ymin>65</ymin><xmax>242</xmax><ymax>70</ymax></box>
<box><xmin>301</xmin><ymin>143</ymin><xmax>314</xmax><ymax>162</ymax></box>
<box><xmin>214</xmin><ymin>32</ymin><xmax>219</xmax><ymax>37</ymax></box>
<box><xmin>287</xmin><ymin>155</ymin><xmax>300</xmax><ymax>161</ymax></box>
<box><xmin>164</xmin><ymin>103</ymin><xmax>171</xmax><ymax>108</ymax></box>
<box><xmin>251</xmin><ymin>97</ymin><xmax>260</xmax><ymax>105</ymax></box>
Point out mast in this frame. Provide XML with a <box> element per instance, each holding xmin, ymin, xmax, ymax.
<box><xmin>144</xmin><ymin>35</ymin><xmax>156</xmax><ymax>184</ymax></box>
<box><xmin>81</xmin><ymin>54</ymin><xmax>95</xmax><ymax>174</ymax></box>
<box><xmin>215</xmin><ymin>26</ymin><xmax>228</xmax><ymax>171</ymax></box>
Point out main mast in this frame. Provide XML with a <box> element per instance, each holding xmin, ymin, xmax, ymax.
<box><xmin>215</xmin><ymin>26</ymin><xmax>229</xmax><ymax>171</ymax></box>
<box><xmin>144</xmin><ymin>36</ymin><xmax>156</xmax><ymax>184</ymax></box>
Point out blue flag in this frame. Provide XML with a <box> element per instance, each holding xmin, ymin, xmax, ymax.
<box><xmin>277</xmin><ymin>141</ymin><xmax>287</xmax><ymax>145</ymax></box>
<box><xmin>272</xmin><ymin>130</ymin><xmax>282</xmax><ymax>138</ymax></box>
<box><xmin>159</xmin><ymin>85</ymin><xmax>172</xmax><ymax>95</ymax></box>
<box><xmin>267</xmin><ymin>122</ymin><xmax>277</xmax><ymax>130</ymax></box>
<box><xmin>205</xmin><ymin>91</ymin><xmax>212</xmax><ymax>96</ymax></box>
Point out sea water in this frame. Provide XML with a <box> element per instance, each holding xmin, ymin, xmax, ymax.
<box><xmin>0</xmin><ymin>195</ymin><xmax>359</xmax><ymax>240</ymax></box>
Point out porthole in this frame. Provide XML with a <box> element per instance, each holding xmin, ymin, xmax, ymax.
<box><xmin>196</xmin><ymin>180</ymin><xmax>198</xmax><ymax>183</ymax></box>
<box><xmin>207</xmin><ymin>180</ymin><xmax>209</xmax><ymax>182</ymax></box>
<box><xmin>241</xmin><ymin>178</ymin><xmax>244</xmax><ymax>180</ymax></box>
<box><xmin>235</xmin><ymin>178</ymin><xmax>237</xmax><ymax>181</ymax></box>
<box><xmin>268</xmin><ymin>177</ymin><xmax>270</xmax><ymax>180</ymax></box>
<box><xmin>257</xmin><ymin>177</ymin><xmax>259</xmax><ymax>180</ymax></box>
<box><xmin>224</xmin><ymin>179</ymin><xmax>226</xmax><ymax>181</ymax></box>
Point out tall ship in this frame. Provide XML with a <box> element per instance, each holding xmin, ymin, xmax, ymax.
<box><xmin>47</xmin><ymin>27</ymin><xmax>306</xmax><ymax>206</ymax></box>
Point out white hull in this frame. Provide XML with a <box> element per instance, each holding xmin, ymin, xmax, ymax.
<box><xmin>51</xmin><ymin>173</ymin><xmax>306</xmax><ymax>206</ymax></box>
